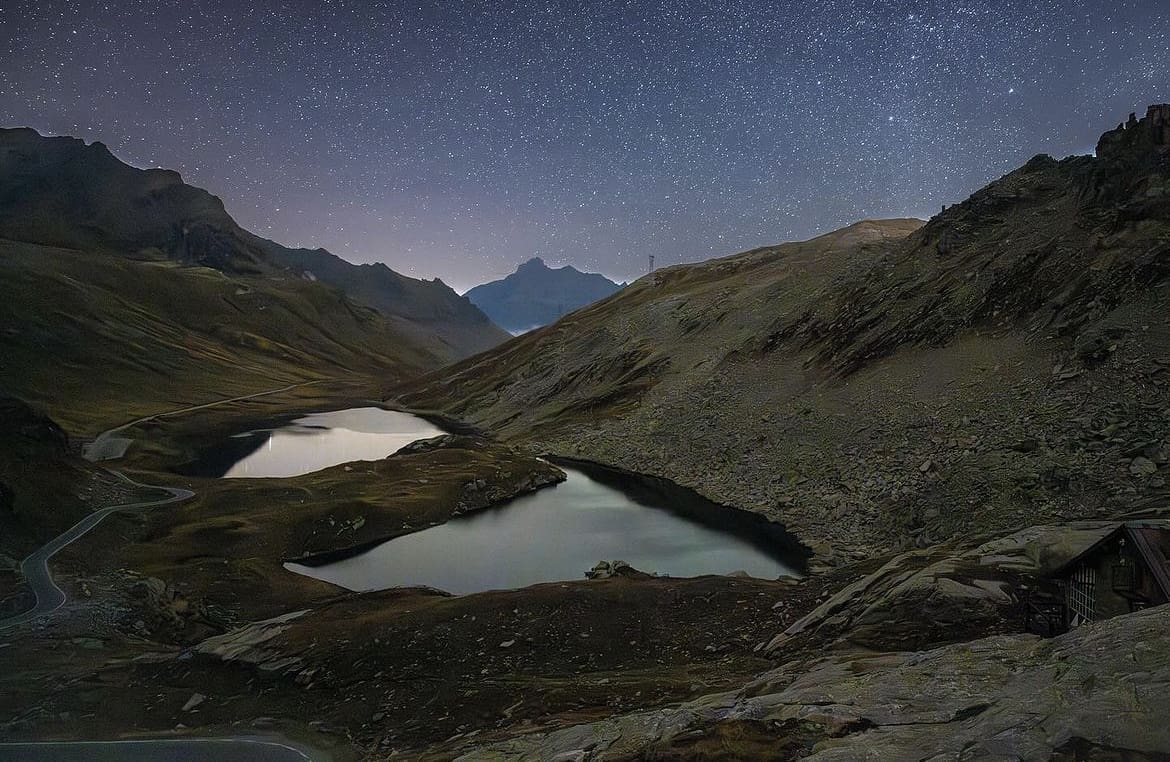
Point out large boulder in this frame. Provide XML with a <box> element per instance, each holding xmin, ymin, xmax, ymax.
<box><xmin>766</xmin><ymin>522</ymin><xmax>1129</xmax><ymax>653</ymax></box>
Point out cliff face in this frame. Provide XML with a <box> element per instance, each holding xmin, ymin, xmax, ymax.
<box><xmin>464</xmin><ymin>257</ymin><xmax>624</xmax><ymax>333</ymax></box>
<box><xmin>1096</xmin><ymin>103</ymin><xmax>1170</xmax><ymax>161</ymax></box>
<box><xmin>400</xmin><ymin>106</ymin><xmax>1170</xmax><ymax>563</ymax></box>
<box><xmin>0</xmin><ymin>128</ymin><xmax>507</xmax><ymax>360</ymax></box>
<box><xmin>0</xmin><ymin>128</ymin><xmax>260</xmax><ymax>272</ymax></box>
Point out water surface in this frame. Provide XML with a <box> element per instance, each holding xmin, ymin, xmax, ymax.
<box><xmin>288</xmin><ymin>464</ymin><xmax>801</xmax><ymax>594</ymax></box>
<box><xmin>212</xmin><ymin>407</ymin><xmax>443</xmax><ymax>478</ymax></box>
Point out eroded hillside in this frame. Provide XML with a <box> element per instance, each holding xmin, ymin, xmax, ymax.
<box><xmin>401</xmin><ymin>108</ymin><xmax>1170</xmax><ymax>564</ymax></box>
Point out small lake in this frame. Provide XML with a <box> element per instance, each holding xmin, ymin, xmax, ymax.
<box><xmin>188</xmin><ymin>407</ymin><xmax>804</xmax><ymax>593</ymax></box>
<box><xmin>186</xmin><ymin>407</ymin><xmax>444</xmax><ymax>478</ymax></box>
<box><xmin>287</xmin><ymin>460</ymin><xmax>803</xmax><ymax>594</ymax></box>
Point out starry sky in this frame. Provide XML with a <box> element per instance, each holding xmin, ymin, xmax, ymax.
<box><xmin>2</xmin><ymin>1</ymin><xmax>1168</xmax><ymax>291</ymax></box>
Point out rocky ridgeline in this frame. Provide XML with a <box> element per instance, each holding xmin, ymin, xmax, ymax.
<box><xmin>1097</xmin><ymin>103</ymin><xmax>1170</xmax><ymax>161</ymax></box>
<box><xmin>779</xmin><ymin>105</ymin><xmax>1170</xmax><ymax>378</ymax></box>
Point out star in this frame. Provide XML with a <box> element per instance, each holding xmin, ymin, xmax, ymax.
<box><xmin>1</xmin><ymin>0</ymin><xmax>1165</xmax><ymax>290</ymax></box>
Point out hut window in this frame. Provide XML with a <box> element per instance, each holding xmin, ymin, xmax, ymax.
<box><xmin>1112</xmin><ymin>562</ymin><xmax>1135</xmax><ymax>592</ymax></box>
<box><xmin>1067</xmin><ymin>563</ymin><xmax>1095</xmax><ymax>624</ymax></box>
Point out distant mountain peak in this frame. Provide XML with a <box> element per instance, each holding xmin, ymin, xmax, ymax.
<box><xmin>465</xmin><ymin>257</ymin><xmax>623</xmax><ymax>334</ymax></box>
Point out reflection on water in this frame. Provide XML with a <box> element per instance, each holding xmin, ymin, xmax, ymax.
<box><xmin>222</xmin><ymin>407</ymin><xmax>443</xmax><ymax>478</ymax></box>
<box><xmin>287</xmin><ymin>466</ymin><xmax>801</xmax><ymax>594</ymax></box>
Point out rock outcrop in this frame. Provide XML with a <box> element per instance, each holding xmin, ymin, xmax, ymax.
<box><xmin>454</xmin><ymin>603</ymin><xmax>1170</xmax><ymax>760</ymax></box>
<box><xmin>585</xmin><ymin>560</ymin><xmax>649</xmax><ymax>579</ymax></box>
<box><xmin>1097</xmin><ymin>103</ymin><xmax>1170</xmax><ymax>161</ymax></box>
<box><xmin>123</xmin><ymin>574</ymin><xmax>222</xmax><ymax>643</ymax></box>
<box><xmin>765</xmin><ymin>522</ymin><xmax>1136</xmax><ymax>654</ymax></box>
<box><xmin>193</xmin><ymin>609</ymin><xmax>312</xmax><ymax>674</ymax></box>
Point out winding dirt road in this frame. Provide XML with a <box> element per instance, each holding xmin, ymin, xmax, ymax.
<box><xmin>83</xmin><ymin>381</ymin><xmax>324</xmax><ymax>461</ymax></box>
<box><xmin>4</xmin><ymin>381</ymin><xmax>322</xmax><ymax>628</ymax></box>
<box><xmin>0</xmin><ymin>473</ymin><xmax>193</xmax><ymax>631</ymax></box>
<box><xmin>0</xmin><ymin>384</ymin><xmax>343</xmax><ymax>758</ymax></box>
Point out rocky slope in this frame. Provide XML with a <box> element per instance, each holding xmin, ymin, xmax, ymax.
<box><xmin>437</xmin><ymin>517</ymin><xmax>1170</xmax><ymax>759</ymax></box>
<box><xmin>0</xmin><ymin>127</ymin><xmax>507</xmax><ymax>361</ymax></box>
<box><xmin>401</xmin><ymin>106</ymin><xmax>1170</xmax><ymax>565</ymax></box>
<box><xmin>455</xmin><ymin>600</ymin><xmax>1170</xmax><ymax>761</ymax></box>
<box><xmin>465</xmin><ymin>257</ymin><xmax>624</xmax><ymax>333</ymax></box>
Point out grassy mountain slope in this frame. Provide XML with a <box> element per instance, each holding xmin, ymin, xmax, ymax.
<box><xmin>0</xmin><ymin>238</ymin><xmax>438</xmax><ymax>435</ymax></box>
<box><xmin>264</xmin><ymin>243</ymin><xmax>507</xmax><ymax>357</ymax></box>
<box><xmin>0</xmin><ymin>127</ymin><xmax>507</xmax><ymax>362</ymax></box>
<box><xmin>0</xmin><ymin>127</ymin><xmax>509</xmax><ymax>433</ymax></box>
<box><xmin>401</xmin><ymin>107</ymin><xmax>1170</xmax><ymax>564</ymax></box>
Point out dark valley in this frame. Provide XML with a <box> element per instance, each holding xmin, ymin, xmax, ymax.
<box><xmin>2</xmin><ymin>4</ymin><xmax>1169</xmax><ymax>761</ymax></box>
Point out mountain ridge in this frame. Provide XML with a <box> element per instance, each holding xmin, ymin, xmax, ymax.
<box><xmin>0</xmin><ymin>127</ymin><xmax>508</xmax><ymax>359</ymax></box>
<box><xmin>0</xmin><ymin>128</ymin><xmax>500</xmax><ymax>433</ymax></box>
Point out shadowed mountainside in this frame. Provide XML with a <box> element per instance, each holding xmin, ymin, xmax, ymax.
<box><xmin>0</xmin><ymin>127</ymin><xmax>507</xmax><ymax>361</ymax></box>
<box><xmin>0</xmin><ymin>128</ymin><xmax>506</xmax><ymax>433</ymax></box>
<box><xmin>401</xmin><ymin>106</ymin><xmax>1170</xmax><ymax>564</ymax></box>
<box><xmin>464</xmin><ymin>257</ymin><xmax>624</xmax><ymax>333</ymax></box>
<box><xmin>264</xmin><ymin>245</ymin><xmax>506</xmax><ymax>356</ymax></box>
<box><xmin>0</xmin><ymin>236</ymin><xmax>435</xmax><ymax>434</ymax></box>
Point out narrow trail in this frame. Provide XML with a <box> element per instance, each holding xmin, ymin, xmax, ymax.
<box><xmin>0</xmin><ymin>472</ymin><xmax>192</xmax><ymax>631</ymax></box>
<box><xmin>3</xmin><ymin>381</ymin><xmax>323</xmax><ymax>630</ymax></box>
<box><xmin>0</xmin><ymin>385</ymin><xmax>340</xmax><ymax>759</ymax></box>
<box><xmin>83</xmin><ymin>380</ymin><xmax>326</xmax><ymax>461</ymax></box>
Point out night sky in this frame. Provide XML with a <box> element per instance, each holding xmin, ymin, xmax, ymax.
<box><xmin>2</xmin><ymin>1</ymin><xmax>1167</xmax><ymax>291</ymax></box>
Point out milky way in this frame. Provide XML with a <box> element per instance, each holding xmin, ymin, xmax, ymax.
<box><xmin>2</xmin><ymin>0</ymin><xmax>1167</xmax><ymax>290</ymax></box>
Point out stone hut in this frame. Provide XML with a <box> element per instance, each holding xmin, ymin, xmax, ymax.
<box><xmin>1054</xmin><ymin>522</ymin><xmax>1170</xmax><ymax>628</ymax></box>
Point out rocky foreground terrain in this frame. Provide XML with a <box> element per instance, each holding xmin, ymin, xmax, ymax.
<box><xmin>460</xmin><ymin>602</ymin><xmax>1170</xmax><ymax>760</ymax></box>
